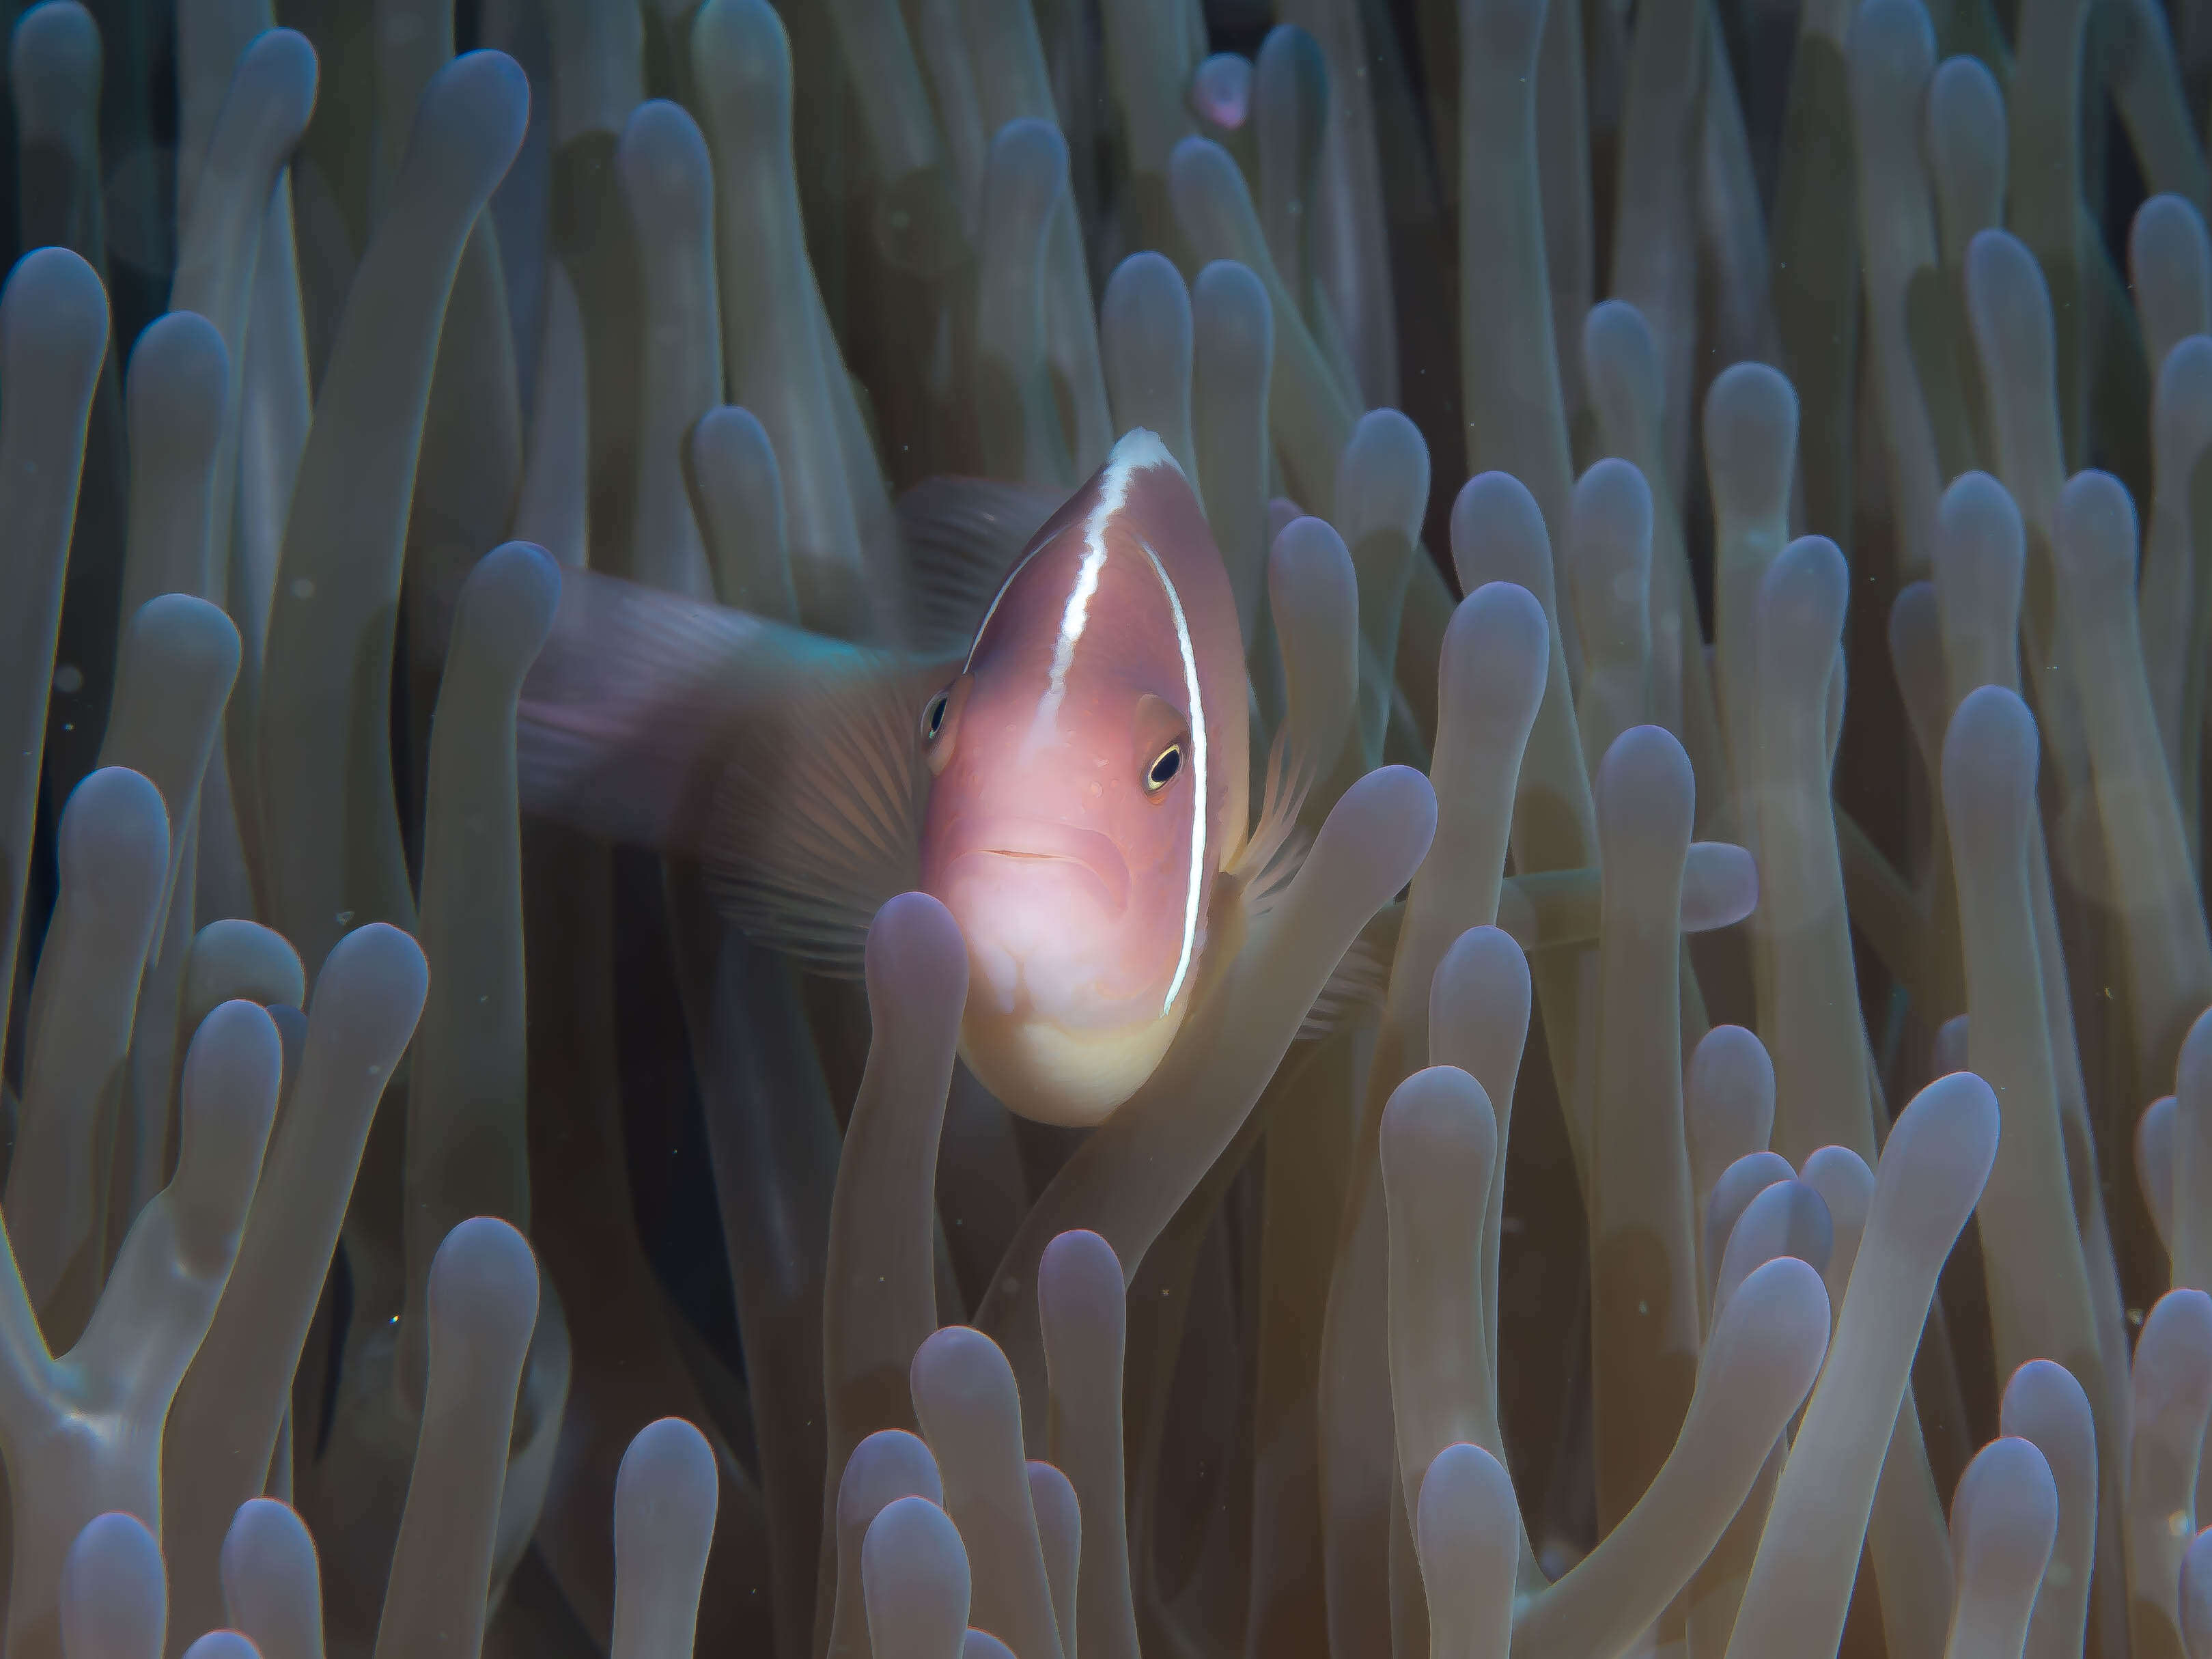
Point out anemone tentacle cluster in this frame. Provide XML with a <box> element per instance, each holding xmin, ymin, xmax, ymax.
<box><xmin>0</xmin><ymin>0</ymin><xmax>2208</xmax><ymax>1656</ymax></box>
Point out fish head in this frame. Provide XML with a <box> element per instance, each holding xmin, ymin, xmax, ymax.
<box><xmin>916</xmin><ymin>433</ymin><xmax>1244</xmax><ymax>1126</ymax></box>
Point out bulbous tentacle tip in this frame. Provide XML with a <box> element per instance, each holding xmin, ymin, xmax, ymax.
<box><xmin>866</xmin><ymin>893</ymin><xmax>970</xmax><ymax>1024</ymax></box>
<box><xmin>456</xmin><ymin>542</ymin><xmax>564</xmax><ymax>673</ymax></box>
<box><xmin>1444</xmin><ymin>581</ymin><xmax>1549</xmax><ymax>719</ymax></box>
<box><xmin>1038</xmin><ymin>1227</ymin><xmax>1123</xmax><ymax>1308</ymax></box>
<box><xmin>2052</xmin><ymin>469</ymin><xmax>2140</xmax><ymax>590</ymax></box>
<box><xmin>839</xmin><ymin>1430</ymin><xmax>944</xmax><ymax>1526</ymax></box>
<box><xmin>1925</xmin><ymin>55</ymin><xmax>2005</xmax><ymax>180</ymax></box>
<box><xmin>1</xmin><ymin>243</ymin><xmax>109</xmax><ymax>364</ymax></box>
<box><xmin>1317</xmin><ymin>764</ymin><xmax>1438</xmax><ymax>886</ymax></box>
<box><xmin>863</xmin><ymin>1496</ymin><xmax>971</xmax><ymax>1644</ymax></box>
<box><xmin>412</xmin><ymin>49</ymin><xmax>531</xmax><ymax>182</ymax></box>
<box><xmin>1702</xmin><ymin>361</ymin><xmax>1800</xmax><ymax>524</ymax></box>
<box><xmin>180</xmin><ymin>1631</ymin><xmax>263</xmax><ymax>1659</ymax></box>
<box><xmin>312</xmin><ymin>921</ymin><xmax>432</xmax><ymax>1033</ymax></box>
<box><xmin>426</xmin><ymin>1215</ymin><xmax>541</xmax><ymax>1367</ymax></box>
<box><xmin>1847</xmin><ymin>0</ymin><xmax>1937</xmax><ymax>79</ymax></box>
<box><xmin>1711</xmin><ymin>1254</ymin><xmax>1832</xmax><ymax>1394</ymax></box>
<box><xmin>1935</xmin><ymin>470</ymin><xmax>2026</xmax><ymax>583</ymax></box>
<box><xmin>56</xmin><ymin>766</ymin><xmax>169</xmax><ymax>917</ymax></box>
<box><xmin>910</xmin><ymin>1325</ymin><xmax>1023</xmax><ymax>1445</ymax></box>
<box><xmin>61</xmin><ymin>1511</ymin><xmax>167</xmax><ymax>1659</ymax></box>
<box><xmin>1948</xmin><ymin>1434</ymin><xmax>2057</xmax><ymax>1572</ymax></box>
<box><xmin>10</xmin><ymin>1</ymin><xmax>100</xmax><ymax>97</ymax></box>
<box><xmin>1940</xmin><ymin>683</ymin><xmax>2039</xmax><ymax>848</ymax></box>
<box><xmin>1877</xmin><ymin>1070</ymin><xmax>2001</xmax><ymax>1251</ymax></box>
<box><xmin>234</xmin><ymin>27</ymin><xmax>321</xmax><ymax>137</ymax></box>
<box><xmin>1190</xmin><ymin>53</ymin><xmax>1253</xmax><ymax>130</ymax></box>
<box><xmin>2132</xmin><ymin>193</ymin><xmax>2212</xmax><ymax>281</ymax></box>
<box><xmin>1595</xmin><ymin>725</ymin><xmax>1696</xmax><ymax>847</ymax></box>
<box><xmin>616</xmin><ymin>1417</ymin><xmax>720</xmax><ymax>1540</ymax></box>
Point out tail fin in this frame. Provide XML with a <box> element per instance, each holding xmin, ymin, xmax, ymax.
<box><xmin>517</xmin><ymin>566</ymin><xmax>766</xmax><ymax>855</ymax></box>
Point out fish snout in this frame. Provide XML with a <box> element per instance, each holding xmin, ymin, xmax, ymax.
<box><xmin>933</xmin><ymin>815</ymin><xmax>1133</xmax><ymax>915</ymax></box>
<box><xmin>921</xmin><ymin>814</ymin><xmax>1192</xmax><ymax>1125</ymax></box>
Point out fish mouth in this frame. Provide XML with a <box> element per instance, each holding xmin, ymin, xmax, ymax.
<box><xmin>934</xmin><ymin>815</ymin><xmax>1132</xmax><ymax>915</ymax></box>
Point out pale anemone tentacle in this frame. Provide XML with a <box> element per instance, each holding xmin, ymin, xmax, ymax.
<box><xmin>1998</xmin><ymin>1359</ymin><xmax>2099</xmax><ymax>1659</ymax></box>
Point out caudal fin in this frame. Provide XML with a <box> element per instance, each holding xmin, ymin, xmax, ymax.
<box><xmin>517</xmin><ymin>566</ymin><xmax>763</xmax><ymax>854</ymax></box>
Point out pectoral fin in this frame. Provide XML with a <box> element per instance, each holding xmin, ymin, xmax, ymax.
<box><xmin>516</xmin><ymin>564</ymin><xmax>956</xmax><ymax>975</ymax></box>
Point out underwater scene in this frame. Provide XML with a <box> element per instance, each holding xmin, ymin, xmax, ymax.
<box><xmin>1</xmin><ymin>0</ymin><xmax>2211</xmax><ymax>1654</ymax></box>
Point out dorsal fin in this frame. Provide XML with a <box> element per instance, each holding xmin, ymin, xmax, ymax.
<box><xmin>896</xmin><ymin>477</ymin><xmax>1070</xmax><ymax>652</ymax></box>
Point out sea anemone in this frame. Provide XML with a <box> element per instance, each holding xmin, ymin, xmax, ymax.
<box><xmin>0</xmin><ymin>0</ymin><xmax>2207</xmax><ymax>1654</ymax></box>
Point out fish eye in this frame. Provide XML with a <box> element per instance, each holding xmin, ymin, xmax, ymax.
<box><xmin>921</xmin><ymin>678</ymin><xmax>971</xmax><ymax>775</ymax></box>
<box><xmin>1145</xmin><ymin>744</ymin><xmax>1184</xmax><ymax>792</ymax></box>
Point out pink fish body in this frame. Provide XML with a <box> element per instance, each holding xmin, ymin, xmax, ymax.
<box><xmin>514</xmin><ymin>430</ymin><xmax>1252</xmax><ymax>1128</ymax></box>
<box><xmin>918</xmin><ymin>431</ymin><xmax>1248</xmax><ymax>1124</ymax></box>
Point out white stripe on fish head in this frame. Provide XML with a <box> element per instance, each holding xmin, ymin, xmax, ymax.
<box><xmin>1137</xmin><ymin>538</ymin><xmax>1208</xmax><ymax>1017</ymax></box>
<box><xmin>1022</xmin><ymin>429</ymin><xmax>1183</xmax><ymax>752</ymax></box>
